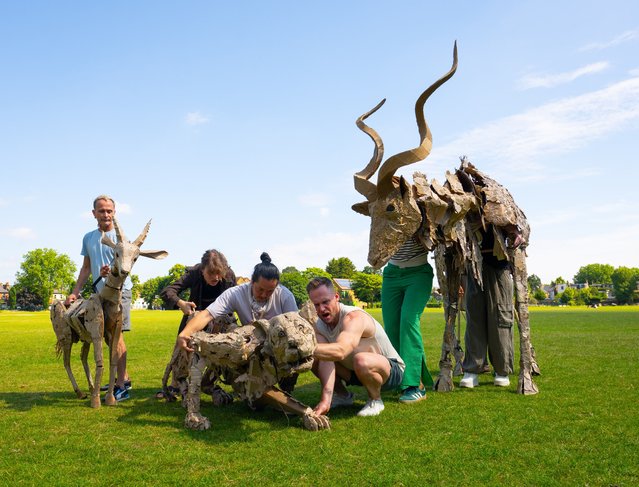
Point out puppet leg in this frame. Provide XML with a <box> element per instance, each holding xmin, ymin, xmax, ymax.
<box><xmin>434</xmin><ymin>249</ymin><xmax>460</xmax><ymax>392</ymax></box>
<box><xmin>511</xmin><ymin>248</ymin><xmax>539</xmax><ymax>395</ymax></box>
<box><xmin>201</xmin><ymin>367</ymin><xmax>233</xmax><ymax>406</ymax></box>
<box><xmin>103</xmin><ymin>308</ymin><xmax>122</xmax><ymax>406</ymax></box>
<box><xmin>161</xmin><ymin>344</ymin><xmax>184</xmax><ymax>402</ymax></box>
<box><xmin>254</xmin><ymin>387</ymin><xmax>330</xmax><ymax>431</ymax></box>
<box><xmin>78</xmin><ymin>341</ymin><xmax>92</xmax><ymax>398</ymax></box>
<box><xmin>51</xmin><ymin>302</ymin><xmax>86</xmax><ymax>399</ymax></box>
<box><xmin>63</xmin><ymin>338</ymin><xmax>85</xmax><ymax>399</ymax></box>
<box><xmin>184</xmin><ymin>352</ymin><xmax>211</xmax><ymax>430</ymax></box>
<box><xmin>84</xmin><ymin>298</ymin><xmax>105</xmax><ymax>408</ymax></box>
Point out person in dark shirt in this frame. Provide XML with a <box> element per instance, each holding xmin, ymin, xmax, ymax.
<box><xmin>158</xmin><ymin>249</ymin><xmax>236</xmax><ymax>398</ymax></box>
<box><xmin>160</xmin><ymin>249</ymin><xmax>236</xmax><ymax>334</ymax></box>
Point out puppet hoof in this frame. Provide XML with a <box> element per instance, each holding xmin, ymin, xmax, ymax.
<box><xmin>90</xmin><ymin>396</ymin><xmax>102</xmax><ymax>408</ymax></box>
<box><xmin>434</xmin><ymin>368</ymin><xmax>455</xmax><ymax>392</ymax></box>
<box><xmin>211</xmin><ymin>387</ymin><xmax>233</xmax><ymax>407</ymax></box>
<box><xmin>302</xmin><ymin>411</ymin><xmax>331</xmax><ymax>431</ymax></box>
<box><xmin>184</xmin><ymin>412</ymin><xmax>211</xmax><ymax>430</ymax></box>
<box><xmin>517</xmin><ymin>372</ymin><xmax>539</xmax><ymax>395</ymax></box>
<box><xmin>434</xmin><ymin>376</ymin><xmax>454</xmax><ymax>392</ymax></box>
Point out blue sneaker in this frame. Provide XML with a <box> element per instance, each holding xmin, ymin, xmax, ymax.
<box><xmin>399</xmin><ymin>386</ymin><xmax>427</xmax><ymax>403</ymax></box>
<box><xmin>113</xmin><ymin>386</ymin><xmax>130</xmax><ymax>402</ymax></box>
<box><xmin>100</xmin><ymin>380</ymin><xmax>132</xmax><ymax>392</ymax></box>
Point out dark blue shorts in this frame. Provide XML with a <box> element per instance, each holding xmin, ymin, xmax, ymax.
<box><xmin>345</xmin><ymin>358</ymin><xmax>404</xmax><ymax>391</ymax></box>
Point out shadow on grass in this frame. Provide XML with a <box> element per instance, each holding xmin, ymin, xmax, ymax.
<box><xmin>0</xmin><ymin>390</ymin><xmax>89</xmax><ymax>411</ymax></box>
<box><xmin>113</xmin><ymin>382</ymin><xmax>369</xmax><ymax>443</ymax></box>
<box><xmin>0</xmin><ymin>370</ymin><xmax>530</xmax><ymax>415</ymax></box>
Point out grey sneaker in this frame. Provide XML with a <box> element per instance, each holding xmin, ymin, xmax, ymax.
<box><xmin>494</xmin><ymin>374</ymin><xmax>510</xmax><ymax>387</ymax></box>
<box><xmin>331</xmin><ymin>391</ymin><xmax>354</xmax><ymax>408</ymax></box>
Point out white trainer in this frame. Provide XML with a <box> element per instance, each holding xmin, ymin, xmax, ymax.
<box><xmin>459</xmin><ymin>372</ymin><xmax>479</xmax><ymax>388</ymax></box>
<box><xmin>331</xmin><ymin>391</ymin><xmax>354</xmax><ymax>408</ymax></box>
<box><xmin>357</xmin><ymin>399</ymin><xmax>385</xmax><ymax>417</ymax></box>
<box><xmin>494</xmin><ymin>374</ymin><xmax>510</xmax><ymax>387</ymax></box>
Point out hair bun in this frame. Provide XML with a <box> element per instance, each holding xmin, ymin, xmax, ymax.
<box><xmin>260</xmin><ymin>252</ymin><xmax>271</xmax><ymax>264</ymax></box>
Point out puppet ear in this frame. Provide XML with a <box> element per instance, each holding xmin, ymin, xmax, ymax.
<box><xmin>101</xmin><ymin>232</ymin><xmax>116</xmax><ymax>249</ymax></box>
<box><xmin>139</xmin><ymin>250</ymin><xmax>168</xmax><ymax>260</ymax></box>
<box><xmin>253</xmin><ymin>318</ymin><xmax>270</xmax><ymax>334</ymax></box>
<box><xmin>399</xmin><ymin>176</ymin><xmax>411</xmax><ymax>198</ymax></box>
<box><xmin>351</xmin><ymin>201</ymin><xmax>370</xmax><ymax>216</ymax></box>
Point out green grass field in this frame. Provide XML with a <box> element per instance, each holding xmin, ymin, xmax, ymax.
<box><xmin>1</xmin><ymin>307</ymin><xmax>638</xmax><ymax>486</ymax></box>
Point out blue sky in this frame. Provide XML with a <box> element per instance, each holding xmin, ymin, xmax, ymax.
<box><xmin>1</xmin><ymin>1</ymin><xmax>638</xmax><ymax>286</ymax></box>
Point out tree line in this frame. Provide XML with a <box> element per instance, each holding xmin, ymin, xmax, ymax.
<box><xmin>137</xmin><ymin>257</ymin><xmax>385</xmax><ymax>309</ymax></box>
<box><xmin>527</xmin><ymin>263</ymin><xmax>639</xmax><ymax>305</ymax></box>
<box><xmin>6</xmin><ymin>248</ymin><xmax>639</xmax><ymax>310</ymax></box>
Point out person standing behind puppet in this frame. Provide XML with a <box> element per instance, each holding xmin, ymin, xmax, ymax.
<box><xmin>380</xmin><ymin>236</ymin><xmax>433</xmax><ymax>403</ymax></box>
<box><xmin>65</xmin><ymin>194</ymin><xmax>132</xmax><ymax>401</ymax></box>
<box><xmin>459</xmin><ymin>224</ymin><xmax>518</xmax><ymax>388</ymax></box>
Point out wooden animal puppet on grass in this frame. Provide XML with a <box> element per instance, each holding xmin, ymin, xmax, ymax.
<box><xmin>183</xmin><ymin>311</ymin><xmax>330</xmax><ymax>432</ymax></box>
<box><xmin>160</xmin><ymin>312</ymin><xmax>238</xmax><ymax>405</ymax></box>
<box><xmin>351</xmin><ymin>42</ymin><xmax>539</xmax><ymax>395</ymax></box>
<box><xmin>426</xmin><ymin>158</ymin><xmax>540</xmax><ymax>395</ymax></box>
<box><xmin>51</xmin><ymin>219</ymin><xmax>168</xmax><ymax>407</ymax></box>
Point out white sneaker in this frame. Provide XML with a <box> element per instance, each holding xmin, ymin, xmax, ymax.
<box><xmin>459</xmin><ymin>372</ymin><xmax>479</xmax><ymax>388</ymax></box>
<box><xmin>357</xmin><ymin>399</ymin><xmax>385</xmax><ymax>417</ymax></box>
<box><xmin>331</xmin><ymin>391</ymin><xmax>354</xmax><ymax>408</ymax></box>
<box><xmin>494</xmin><ymin>374</ymin><xmax>510</xmax><ymax>387</ymax></box>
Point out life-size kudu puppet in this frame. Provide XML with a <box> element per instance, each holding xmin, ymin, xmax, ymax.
<box><xmin>51</xmin><ymin>219</ymin><xmax>168</xmax><ymax>407</ymax></box>
<box><xmin>182</xmin><ymin>308</ymin><xmax>330</xmax><ymax>432</ymax></box>
<box><xmin>352</xmin><ymin>42</ymin><xmax>539</xmax><ymax>395</ymax></box>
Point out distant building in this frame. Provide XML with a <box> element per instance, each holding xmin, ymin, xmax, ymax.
<box><xmin>51</xmin><ymin>290</ymin><xmax>66</xmax><ymax>303</ymax></box>
<box><xmin>333</xmin><ymin>278</ymin><xmax>359</xmax><ymax>306</ymax></box>
<box><xmin>543</xmin><ymin>280</ymin><xmax>615</xmax><ymax>302</ymax></box>
<box><xmin>0</xmin><ymin>283</ymin><xmax>10</xmax><ymax>308</ymax></box>
<box><xmin>590</xmin><ymin>283</ymin><xmax>614</xmax><ymax>299</ymax></box>
<box><xmin>132</xmin><ymin>297</ymin><xmax>147</xmax><ymax>310</ymax></box>
<box><xmin>544</xmin><ymin>283</ymin><xmax>568</xmax><ymax>300</ymax></box>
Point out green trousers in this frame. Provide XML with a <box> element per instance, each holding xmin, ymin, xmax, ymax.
<box><xmin>381</xmin><ymin>262</ymin><xmax>434</xmax><ymax>389</ymax></box>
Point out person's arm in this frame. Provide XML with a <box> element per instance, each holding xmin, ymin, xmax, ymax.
<box><xmin>313</xmin><ymin>312</ymin><xmax>366</xmax><ymax>362</ymax></box>
<box><xmin>314</xmin><ymin>332</ymin><xmax>336</xmax><ymax>416</ymax></box>
<box><xmin>161</xmin><ymin>267</ymin><xmax>197</xmax><ymax>315</ymax></box>
<box><xmin>65</xmin><ymin>256</ymin><xmax>92</xmax><ymax>305</ymax></box>
<box><xmin>176</xmin><ymin>308</ymin><xmax>214</xmax><ymax>352</ymax></box>
<box><xmin>177</xmin><ymin>286</ymin><xmax>239</xmax><ymax>351</ymax></box>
